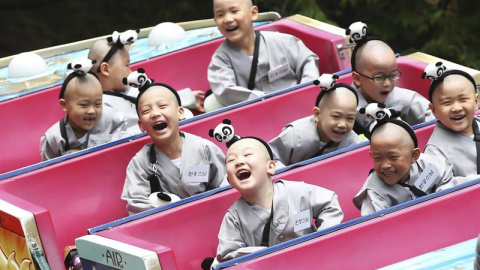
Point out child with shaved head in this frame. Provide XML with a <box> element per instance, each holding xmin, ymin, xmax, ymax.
<box><xmin>88</xmin><ymin>34</ymin><xmax>206</xmax><ymax>129</ymax></box>
<box><xmin>353</xmin><ymin>118</ymin><xmax>478</xmax><ymax>216</ymax></box>
<box><xmin>351</xmin><ymin>36</ymin><xmax>434</xmax><ymax>135</ymax></box>
<box><xmin>215</xmin><ymin>137</ymin><xmax>343</xmax><ymax>263</ymax></box>
<box><xmin>206</xmin><ymin>0</ymin><xmax>319</xmax><ymax>111</ymax></box>
<box><xmin>424</xmin><ymin>70</ymin><xmax>480</xmax><ymax>177</ymax></box>
<box><xmin>40</xmin><ymin>67</ymin><xmax>127</xmax><ymax>160</ymax></box>
<box><xmin>269</xmin><ymin>80</ymin><xmax>362</xmax><ymax>167</ymax></box>
<box><xmin>121</xmin><ymin>80</ymin><xmax>227</xmax><ymax>215</ymax></box>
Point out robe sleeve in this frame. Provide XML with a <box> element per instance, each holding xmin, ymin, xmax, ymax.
<box><xmin>404</xmin><ymin>92</ymin><xmax>434</xmax><ymax>125</ymax></box>
<box><xmin>283</xmin><ymin>35</ymin><xmax>319</xmax><ymax>84</ymax></box>
<box><xmin>308</xmin><ymin>184</ymin><xmax>344</xmax><ymax>230</ymax></box>
<box><xmin>208</xmin><ymin>50</ymin><xmax>263</xmax><ymax>106</ymax></box>
<box><xmin>40</xmin><ymin>134</ymin><xmax>56</xmax><ymax>161</ymax></box>
<box><xmin>121</xmin><ymin>151</ymin><xmax>154</xmax><ymax>215</ymax></box>
<box><xmin>216</xmin><ymin>210</ymin><xmax>247</xmax><ymax>262</ymax></box>
<box><xmin>268</xmin><ymin>125</ymin><xmax>295</xmax><ymax>166</ymax></box>
<box><xmin>360</xmin><ymin>190</ymin><xmax>391</xmax><ymax>216</ymax></box>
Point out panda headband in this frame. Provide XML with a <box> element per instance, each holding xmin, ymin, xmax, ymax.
<box><xmin>59</xmin><ymin>59</ymin><xmax>98</xmax><ymax>99</ymax></box>
<box><xmin>426</xmin><ymin>68</ymin><xmax>477</xmax><ymax>101</ymax></box>
<box><xmin>346</xmin><ymin>21</ymin><xmax>384</xmax><ymax>72</ymax></box>
<box><xmin>128</xmin><ymin>69</ymin><xmax>182</xmax><ymax>114</ymax></box>
<box><xmin>370</xmin><ymin>116</ymin><xmax>418</xmax><ymax>148</ymax></box>
<box><xmin>97</xmin><ymin>29</ymin><xmax>139</xmax><ymax>73</ymax></box>
<box><xmin>314</xmin><ymin>73</ymin><xmax>359</xmax><ymax>106</ymax></box>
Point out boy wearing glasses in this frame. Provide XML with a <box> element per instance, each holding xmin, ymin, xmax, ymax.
<box><xmin>351</xmin><ymin>39</ymin><xmax>434</xmax><ymax>135</ymax></box>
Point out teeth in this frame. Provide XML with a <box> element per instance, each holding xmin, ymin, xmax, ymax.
<box><xmin>333</xmin><ymin>130</ymin><xmax>346</xmax><ymax>135</ymax></box>
<box><xmin>451</xmin><ymin>115</ymin><xmax>464</xmax><ymax>120</ymax></box>
<box><xmin>226</xmin><ymin>26</ymin><xmax>239</xmax><ymax>32</ymax></box>
<box><xmin>383</xmin><ymin>171</ymin><xmax>396</xmax><ymax>176</ymax></box>
<box><xmin>237</xmin><ymin>169</ymin><xmax>251</xmax><ymax>180</ymax></box>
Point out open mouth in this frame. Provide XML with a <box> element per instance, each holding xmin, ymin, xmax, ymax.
<box><xmin>451</xmin><ymin>115</ymin><xmax>465</xmax><ymax>121</ymax></box>
<box><xmin>236</xmin><ymin>169</ymin><xmax>251</xmax><ymax>181</ymax></box>
<box><xmin>84</xmin><ymin>116</ymin><xmax>95</xmax><ymax>124</ymax></box>
<box><xmin>153</xmin><ymin>121</ymin><xmax>167</xmax><ymax>131</ymax></box>
<box><xmin>332</xmin><ymin>129</ymin><xmax>346</xmax><ymax>136</ymax></box>
<box><xmin>380</xmin><ymin>91</ymin><xmax>390</xmax><ymax>96</ymax></box>
<box><xmin>226</xmin><ymin>26</ymin><xmax>239</xmax><ymax>32</ymax></box>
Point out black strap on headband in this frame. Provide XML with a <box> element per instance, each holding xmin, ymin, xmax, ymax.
<box><xmin>315</xmin><ymin>82</ymin><xmax>359</xmax><ymax>107</ymax></box>
<box><xmin>96</xmin><ymin>45</ymin><xmax>121</xmax><ymax>73</ymax></box>
<box><xmin>59</xmin><ymin>116</ymin><xmax>71</xmax><ymax>152</ymax></box>
<box><xmin>59</xmin><ymin>71</ymin><xmax>98</xmax><ymax>99</ymax></box>
<box><xmin>103</xmin><ymin>91</ymin><xmax>137</xmax><ymax>104</ymax></box>
<box><xmin>260</xmin><ymin>188</ymin><xmax>274</xmax><ymax>247</ymax></box>
<box><xmin>428</xmin><ymin>69</ymin><xmax>477</xmax><ymax>101</ymax></box>
<box><xmin>247</xmin><ymin>31</ymin><xmax>261</xmax><ymax>90</ymax></box>
<box><xmin>472</xmin><ymin>120</ymin><xmax>480</xmax><ymax>174</ymax></box>
<box><xmin>370</xmin><ymin>118</ymin><xmax>418</xmax><ymax>148</ymax></box>
<box><xmin>135</xmin><ymin>82</ymin><xmax>182</xmax><ymax>116</ymax></box>
<box><xmin>233</xmin><ymin>136</ymin><xmax>274</xmax><ymax>160</ymax></box>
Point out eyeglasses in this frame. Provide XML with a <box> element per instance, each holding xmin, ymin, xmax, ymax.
<box><xmin>356</xmin><ymin>70</ymin><xmax>402</xmax><ymax>83</ymax></box>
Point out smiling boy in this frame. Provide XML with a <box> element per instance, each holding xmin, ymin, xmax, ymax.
<box><xmin>424</xmin><ymin>70</ymin><xmax>480</xmax><ymax>177</ymax></box>
<box><xmin>269</xmin><ymin>83</ymin><xmax>362</xmax><ymax>167</ymax></box>
<box><xmin>40</xmin><ymin>71</ymin><xmax>126</xmax><ymax>160</ymax></box>
<box><xmin>351</xmin><ymin>39</ymin><xmax>434</xmax><ymax>135</ymax></box>
<box><xmin>353</xmin><ymin>119</ymin><xmax>476</xmax><ymax>216</ymax></box>
<box><xmin>121</xmin><ymin>83</ymin><xmax>227</xmax><ymax>215</ymax></box>
<box><xmin>206</xmin><ymin>0</ymin><xmax>319</xmax><ymax>110</ymax></box>
<box><xmin>216</xmin><ymin>137</ymin><xmax>343</xmax><ymax>262</ymax></box>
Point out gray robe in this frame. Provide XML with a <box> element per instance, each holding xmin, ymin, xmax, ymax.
<box><xmin>268</xmin><ymin>116</ymin><xmax>362</xmax><ymax>166</ymax></box>
<box><xmin>208</xmin><ymin>31</ymin><xmax>319</xmax><ymax>106</ymax></box>
<box><xmin>353</xmin><ymin>153</ymin><xmax>478</xmax><ymax>216</ymax></box>
<box><xmin>216</xmin><ymin>180</ymin><xmax>343</xmax><ymax>261</ymax></box>
<box><xmin>353</xmin><ymin>84</ymin><xmax>435</xmax><ymax>135</ymax></box>
<box><xmin>40</xmin><ymin>106</ymin><xmax>127</xmax><ymax>161</ymax></box>
<box><xmin>121</xmin><ymin>132</ymin><xmax>228</xmax><ymax>215</ymax></box>
<box><xmin>424</xmin><ymin>117</ymin><xmax>480</xmax><ymax>177</ymax></box>
<box><xmin>103</xmin><ymin>92</ymin><xmax>141</xmax><ymax>134</ymax></box>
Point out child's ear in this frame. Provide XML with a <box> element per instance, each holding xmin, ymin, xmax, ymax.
<box><xmin>59</xmin><ymin>99</ymin><xmax>67</xmax><ymax>112</ymax></box>
<box><xmin>411</xmin><ymin>148</ymin><xmax>421</xmax><ymax>163</ymax></box>
<box><xmin>137</xmin><ymin>119</ymin><xmax>145</xmax><ymax>132</ymax></box>
<box><xmin>266</xmin><ymin>160</ymin><xmax>276</xmax><ymax>176</ymax></box>
<box><xmin>177</xmin><ymin>106</ymin><xmax>185</xmax><ymax>120</ymax></box>
<box><xmin>312</xmin><ymin>106</ymin><xmax>321</xmax><ymax>124</ymax></box>
<box><xmin>475</xmin><ymin>93</ymin><xmax>479</xmax><ymax>105</ymax></box>
<box><xmin>251</xmin><ymin>5</ymin><xmax>259</xmax><ymax>21</ymax></box>
<box><xmin>99</xmin><ymin>62</ymin><xmax>109</xmax><ymax>76</ymax></box>
<box><xmin>352</xmin><ymin>71</ymin><xmax>361</xmax><ymax>87</ymax></box>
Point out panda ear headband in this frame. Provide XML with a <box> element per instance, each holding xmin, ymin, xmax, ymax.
<box><xmin>208</xmin><ymin>119</ymin><xmax>273</xmax><ymax>160</ymax></box>
<box><xmin>345</xmin><ymin>21</ymin><xmax>384</xmax><ymax>72</ymax></box>
<box><xmin>423</xmin><ymin>63</ymin><xmax>477</xmax><ymax>101</ymax></box>
<box><xmin>370</xmin><ymin>115</ymin><xmax>418</xmax><ymax>148</ymax></box>
<box><xmin>313</xmin><ymin>73</ymin><xmax>359</xmax><ymax>106</ymax></box>
<box><xmin>129</xmin><ymin>68</ymin><xmax>182</xmax><ymax>114</ymax></box>
<box><xmin>59</xmin><ymin>59</ymin><xmax>98</xmax><ymax>99</ymax></box>
<box><xmin>97</xmin><ymin>29</ymin><xmax>140</xmax><ymax>73</ymax></box>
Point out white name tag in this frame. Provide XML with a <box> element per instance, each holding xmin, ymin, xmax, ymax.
<box><xmin>184</xmin><ymin>165</ymin><xmax>210</xmax><ymax>183</ymax></box>
<box><xmin>88</xmin><ymin>134</ymin><xmax>113</xmax><ymax>147</ymax></box>
<box><xmin>268</xmin><ymin>63</ymin><xmax>290</xmax><ymax>82</ymax></box>
<box><xmin>414</xmin><ymin>163</ymin><xmax>439</xmax><ymax>192</ymax></box>
<box><xmin>293</xmin><ymin>209</ymin><xmax>311</xmax><ymax>232</ymax></box>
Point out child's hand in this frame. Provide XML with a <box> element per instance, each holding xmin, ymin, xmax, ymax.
<box><xmin>193</xmin><ymin>90</ymin><xmax>206</xmax><ymax>113</ymax></box>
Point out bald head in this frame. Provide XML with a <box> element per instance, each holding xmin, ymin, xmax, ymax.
<box><xmin>63</xmin><ymin>73</ymin><xmax>102</xmax><ymax>100</ymax></box>
<box><xmin>318</xmin><ymin>86</ymin><xmax>358</xmax><ymax>109</ymax></box>
<box><xmin>213</xmin><ymin>0</ymin><xmax>253</xmax><ymax>8</ymax></box>
<box><xmin>228</xmin><ymin>138</ymin><xmax>272</xmax><ymax>161</ymax></box>
<box><xmin>371</xmin><ymin>122</ymin><xmax>415</xmax><ymax>149</ymax></box>
<box><xmin>355</xmin><ymin>40</ymin><xmax>396</xmax><ymax>72</ymax></box>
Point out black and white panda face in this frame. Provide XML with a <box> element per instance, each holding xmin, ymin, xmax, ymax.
<box><xmin>109</xmin><ymin>29</ymin><xmax>140</xmax><ymax>46</ymax></box>
<box><xmin>347</xmin><ymin>21</ymin><xmax>367</xmax><ymax>43</ymax></box>
<box><xmin>122</xmin><ymin>69</ymin><xmax>149</xmax><ymax>88</ymax></box>
<box><xmin>362</xmin><ymin>103</ymin><xmax>389</xmax><ymax>121</ymax></box>
<box><xmin>422</xmin><ymin>62</ymin><xmax>446</xmax><ymax>81</ymax></box>
<box><xmin>67</xmin><ymin>59</ymin><xmax>96</xmax><ymax>76</ymax></box>
<box><xmin>213</xmin><ymin>124</ymin><xmax>234</xmax><ymax>143</ymax></box>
